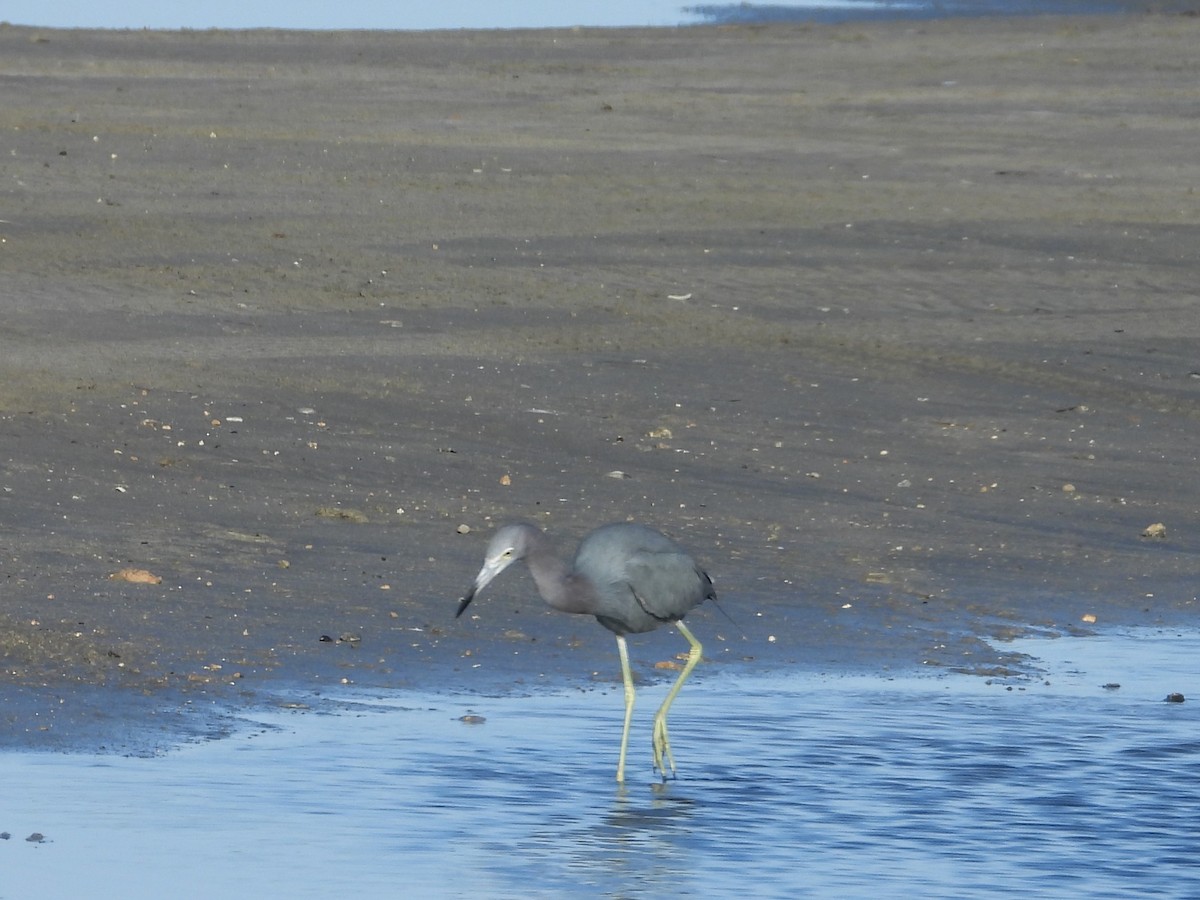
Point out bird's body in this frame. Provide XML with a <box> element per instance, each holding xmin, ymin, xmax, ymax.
<box><xmin>573</xmin><ymin>522</ymin><xmax>713</xmax><ymax>634</ymax></box>
<box><xmin>457</xmin><ymin>521</ymin><xmax>715</xmax><ymax>782</ymax></box>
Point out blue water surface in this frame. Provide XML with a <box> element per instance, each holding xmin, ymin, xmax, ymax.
<box><xmin>3</xmin><ymin>629</ymin><xmax>1198</xmax><ymax>899</ymax></box>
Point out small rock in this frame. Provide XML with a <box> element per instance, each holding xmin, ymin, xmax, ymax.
<box><xmin>1141</xmin><ymin>522</ymin><xmax>1167</xmax><ymax>539</ymax></box>
<box><xmin>456</xmin><ymin>524</ymin><xmax>471</xmax><ymax>534</ymax></box>
<box><xmin>1081</xmin><ymin>613</ymin><xmax>1097</xmax><ymax>624</ymax></box>
<box><xmin>25</xmin><ymin>833</ymin><xmax>46</xmax><ymax>843</ymax></box>
<box><xmin>459</xmin><ymin>715</ymin><xmax>487</xmax><ymax>725</ymax></box>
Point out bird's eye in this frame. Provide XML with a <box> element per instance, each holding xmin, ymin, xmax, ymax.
<box><xmin>502</xmin><ymin>549</ymin><xmax>513</xmax><ymax>558</ymax></box>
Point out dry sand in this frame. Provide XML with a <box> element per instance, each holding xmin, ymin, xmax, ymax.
<box><xmin>1</xmin><ymin>15</ymin><xmax>1197</xmax><ymax>747</ymax></box>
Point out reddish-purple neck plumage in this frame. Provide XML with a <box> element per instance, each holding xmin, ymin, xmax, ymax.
<box><xmin>522</xmin><ymin>526</ymin><xmax>596</xmax><ymax>615</ymax></box>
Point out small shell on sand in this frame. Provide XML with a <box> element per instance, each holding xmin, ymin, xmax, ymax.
<box><xmin>109</xmin><ymin>568</ymin><xmax>162</xmax><ymax>584</ymax></box>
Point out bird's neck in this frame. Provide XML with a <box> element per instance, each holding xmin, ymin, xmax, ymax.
<box><xmin>528</xmin><ymin>544</ymin><xmax>594</xmax><ymax>614</ymax></box>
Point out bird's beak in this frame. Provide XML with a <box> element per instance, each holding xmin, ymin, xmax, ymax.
<box><xmin>455</xmin><ymin>586</ymin><xmax>477</xmax><ymax>618</ymax></box>
<box><xmin>455</xmin><ymin>555</ymin><xmax>510</xmax><ymax>618</ymax></box>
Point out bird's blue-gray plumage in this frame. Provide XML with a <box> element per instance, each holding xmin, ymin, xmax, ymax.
<box><xmin>456</xmin><ymin>520</ymin><xmax>716</xmax><ymax>781</ymax></box>
<box><xmin>572</xmin><ymin>523</ymin><xmax>715</xmax><ymax>636</ymax></box>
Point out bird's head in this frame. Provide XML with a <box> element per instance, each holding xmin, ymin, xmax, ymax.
<box><xmin>455</xmin><ymin>523</ymin><xmax>535</xmax><ymax>618</ymax></box>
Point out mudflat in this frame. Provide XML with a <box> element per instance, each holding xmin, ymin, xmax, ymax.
<box><xmin>2</xmin><ymin>15</ymin><xmax>1197</xmax><ymax>747</ymax></box>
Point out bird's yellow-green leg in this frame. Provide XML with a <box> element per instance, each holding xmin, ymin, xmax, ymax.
<box><xmin>652</xmin><ymin>620</ymin><xmax>702</xmax><ymax>780</ymax></box>
<box><xmin>616</xmin><ymin>635</ymin><xmax>635</xmax><ymax>783</ymax></box>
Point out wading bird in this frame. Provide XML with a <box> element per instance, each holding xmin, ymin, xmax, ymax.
<box><xmin>457</xmin><ymin>521</ymin><xmax>716</xmax><ymax>782</ymax></box>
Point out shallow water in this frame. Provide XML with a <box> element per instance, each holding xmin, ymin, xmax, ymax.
<box><xmin>4</xmin><ymin>630</ymin><xmax>1199</xmax><ymax>899</ymax></box>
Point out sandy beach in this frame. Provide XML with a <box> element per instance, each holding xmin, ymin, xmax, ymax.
<box><xmin>1</xmin><ymin>14</ymin><xmax>1197</xmax><ymax>748</ymax></box>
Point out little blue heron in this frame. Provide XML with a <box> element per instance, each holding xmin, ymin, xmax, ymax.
<box><xmin>457</xmin><ymin>521</ymin><xmax>716</xmax><ymax>782</ymax></box>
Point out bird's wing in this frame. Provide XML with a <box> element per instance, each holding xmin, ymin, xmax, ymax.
<box><xmin>622</xmin><ymin>547</ymin><xmax>713</xmax><ymax>621</ymax></box>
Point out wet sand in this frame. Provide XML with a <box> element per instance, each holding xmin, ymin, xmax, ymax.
<box><xmin>2</xmin><ymin>15</ymin><xmax>1198</xmax><ymax>748</ymax></box>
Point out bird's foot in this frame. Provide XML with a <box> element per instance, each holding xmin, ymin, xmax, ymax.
<box><xmin>652</xmin><ymin>716</ymin><xmax>677</xmax><ymax>781</ymax></box>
